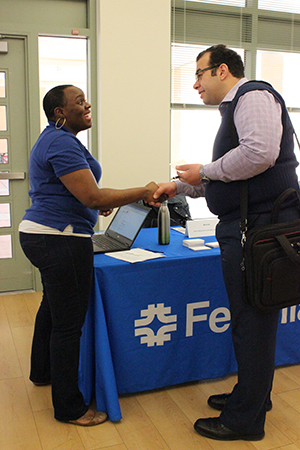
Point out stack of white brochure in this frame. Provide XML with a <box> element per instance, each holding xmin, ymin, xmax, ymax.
<box><xmin>182</xmin><ymin>239</ymin><xmax>209</xmax><ymax>251</ymax></box>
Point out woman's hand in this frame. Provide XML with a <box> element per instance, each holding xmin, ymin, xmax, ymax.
<box><xmin>60</xmin><ymin>170</ymin><xmax>168</xmax><ymax>210</ymax></box>
<box><xmin>99</xmin><ymin>208</ymin><xmax>113</xmax><ymax>217</ymax></box>
<box><xmin>143</xmin><ymin>182</ymin><xmax>167</xmax><ymax>203</ymax></box>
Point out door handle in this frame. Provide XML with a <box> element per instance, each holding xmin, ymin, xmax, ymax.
<box><xmin>0</xmin><ymin>172</ymin><xmax>26</xmax><ymax>180</ymax></box>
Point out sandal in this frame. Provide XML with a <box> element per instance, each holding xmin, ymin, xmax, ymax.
<box><xmin>68</xmin><ymin>408</ymin><xmax>108</xmax><ymax>427</ymax></box>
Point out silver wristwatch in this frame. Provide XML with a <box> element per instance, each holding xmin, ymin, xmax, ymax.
<box><xmin>199</xmin><ymin>165</ymin><xmax>210</xmax><ymax>184</ymax></box>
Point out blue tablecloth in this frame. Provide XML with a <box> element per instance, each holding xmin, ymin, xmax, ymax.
<box><xmin>79</xmin><ymin>227</ymin><xmax>300</xmax><ymax>422</ymax></box>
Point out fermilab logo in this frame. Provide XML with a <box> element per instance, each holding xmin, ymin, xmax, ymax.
<box><xmin>134</xmin><ymin>303</ymin><xmax>177</xmax><ymax>347</ymax></box>
<box><xmin>135</xmin><ymin>302</ymin><xmax>297</xmax><ymax>348</ymax></box>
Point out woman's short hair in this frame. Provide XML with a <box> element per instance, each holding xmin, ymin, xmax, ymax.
<box><xmin>43</xmin><ymin>85</ymin><xmax>73</xmax><ymax>121</ymax></box>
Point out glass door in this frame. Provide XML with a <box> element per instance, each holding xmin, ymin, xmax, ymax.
<box><xmin>0</xmin><ymin>36</ymin><xmax>89</xmax><ymax>292</ymax></box>
<box><xmin>0</xmin><ymin>37</ymin><xmax>32</xmax><ymax>291</ymax></box>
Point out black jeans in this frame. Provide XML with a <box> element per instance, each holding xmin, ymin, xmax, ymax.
<box><xmin>19</xmin><ymin>232</ymin><xmax>94</xmax><ymax>422</ymax></box>
<box><xmin>216</xmin><ymin>205</ymin><xmax>300</xmax><ymax>434</ymax></box>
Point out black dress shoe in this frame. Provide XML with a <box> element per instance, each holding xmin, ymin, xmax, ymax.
<box><xmin>194</xmin><ymin>417</ymin><xmax>265</xmax><ymax>441</ymax></box>
<box><xmin>32</xmin><ymin>380</ymin><xmax>51</xmax><ymax>386</ymax></box>
<box><xmin>208</xmin><ymin>393</ymin><xmax>272</xmax><ymax>411</ymax></box>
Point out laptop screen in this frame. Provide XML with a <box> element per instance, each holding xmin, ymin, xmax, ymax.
<box><xmin>107</xmin><ymin>203</ymin><xmax>150</xmax><ymax>240</ymax></box>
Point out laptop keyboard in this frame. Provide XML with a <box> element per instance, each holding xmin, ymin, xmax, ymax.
<box><xmin>92</xmin><ymin>234</ymin><xmax>123</xmax><ymax>251</ymax></box>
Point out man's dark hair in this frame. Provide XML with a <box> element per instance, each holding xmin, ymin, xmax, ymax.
<box><xmin>43</xmin><ymin>85</ymin><xmax>73</xmax><ymax>121</ymax></box>
<box><xmin>197</xmin><ymin>44</ymin><xmax>245</xmax><ymax>78</ymax></box>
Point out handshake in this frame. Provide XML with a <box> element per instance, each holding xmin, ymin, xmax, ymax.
<box><xmin>144</xmin><ymin>179</ymin><xmax>179</xmax><ymax>206</ymax></box>
<box><xmin>144</xmin><ymin>181</ymin><xmax>169</xmax><ymax>205</ymax></box>
<box><xmin>144</xmin><ymin>163</ymin><xmax>202</xmax><ymax>205</ymax></box>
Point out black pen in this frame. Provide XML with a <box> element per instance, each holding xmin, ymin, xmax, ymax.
<box><xmin>171</xmin><ymin>176</ymin><xmax>180</xmax><ymax>180</ymax></box>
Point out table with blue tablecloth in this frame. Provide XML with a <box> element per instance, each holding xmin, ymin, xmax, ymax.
<box><xmin>79</xmin><ymin>227</ymin><xmax>300</xmax><ymax>422</ymax></box>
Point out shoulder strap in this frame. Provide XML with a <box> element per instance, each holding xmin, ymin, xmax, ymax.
<box><xmin>294</xmin><ymin>130</ymin><xmax>300</xmax><ymax>151</ymax></box>
<box><xmin>240</xmin><ymin>180</ymin><xmax>248</xmax><ymax>246</ymax></box>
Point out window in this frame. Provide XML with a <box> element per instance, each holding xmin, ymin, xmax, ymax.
<box><xmin>185</xmin><ymin>0</ymin><xmax>245</xmax><ymax>5</ymax></box>
<box><xmin>171</xmin><ymin>0</ymin><xmax>300</xmax><ymax>217</ymax></box>
<box><xmin>38</xmin><ymin>36</ymin><xmax>88</xmax><ymax>147</ymax></box>
<box><xmin>256</xmin><ymin>50</ymin><xmax>300</xmax><ymax>108</ymax></box>
<box><xmin>0</xmin><ymin>72</ymin><xmax>5</xmax><ymax>97</ymax></box>
<box><xmin>258</xmin><ymin>0</ymin><xmax>300</xmax><ymax>14</ymax></box>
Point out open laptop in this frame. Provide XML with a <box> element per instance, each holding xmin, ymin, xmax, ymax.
<box><xmin>92</xmin><ymin>202</ymin><xmax>151</xmax><ymax>254</ymax></box>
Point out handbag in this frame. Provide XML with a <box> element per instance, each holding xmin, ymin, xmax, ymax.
<box><xmin>240</xmin><ymin>184</ymin><xmax>300</xmax><ymax>312</ymax></box>
<box><xmin>141</xmin><ymin>195</ymin><xmax>192</xmax><ymax>228</ymax></box>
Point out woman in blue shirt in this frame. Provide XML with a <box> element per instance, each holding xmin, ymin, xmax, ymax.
<box><xmin>19</xmin><ymin>85</ymin><xmax>160</xmax><ymax>426</ymax></box>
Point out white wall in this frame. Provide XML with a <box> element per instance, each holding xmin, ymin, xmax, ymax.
<box><xmin>98</xmin><ymin>0</ymin><xmax>171</xmax><ymax>225</ymax></box>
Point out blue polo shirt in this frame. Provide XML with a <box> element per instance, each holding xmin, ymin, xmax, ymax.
<box><xmin>23</xmin><ymin>122</ymin><xmax>101</xmax><ymax>235</ymax></box>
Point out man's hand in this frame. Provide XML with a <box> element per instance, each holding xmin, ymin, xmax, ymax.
<box><xmin>176</xmin><ymin>163</ymin><xmax>202</xmax><ymax>186</ymax></box>
<box><xmin>147</xmin><ymin>181</ymin><xmax>177</xmax><ymax>206</ymax></box>
<box><xmin>143</xmin><ymin>182</ymin><xmax>160</xmax><ymax>203</ymax></box>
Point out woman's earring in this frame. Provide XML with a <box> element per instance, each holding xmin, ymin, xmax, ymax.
<box><xmin>55</xmin><ymin>117</ymin><xmax>66</xmax><ymax>129</ymax></box>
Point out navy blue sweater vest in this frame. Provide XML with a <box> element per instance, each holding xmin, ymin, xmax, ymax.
<box><xmin>205</xmin><ymin>81</ymin><xmax>299</xmax><ymax>220</ymax></box>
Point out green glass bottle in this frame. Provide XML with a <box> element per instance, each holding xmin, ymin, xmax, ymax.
<box><xmin>158</xmin><ymin>200</ymin><xmax>170</xmax><ymax>245</ymax></box>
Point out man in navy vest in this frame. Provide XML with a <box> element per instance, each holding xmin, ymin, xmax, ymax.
<box><xmin>154</xmin><ymin>44</ymin><xmax>300</xmax><ymax>441</ymax></box>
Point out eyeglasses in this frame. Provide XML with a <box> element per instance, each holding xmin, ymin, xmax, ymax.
<box><xmin>195</xmin><ymin>64</ymin><xmax>220</xmax><ymax>82</ymax></box>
